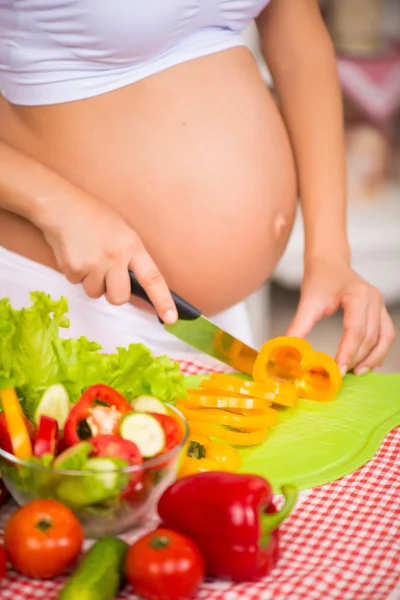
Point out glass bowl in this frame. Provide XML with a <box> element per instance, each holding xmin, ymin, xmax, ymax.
<box><xmin>0</xmin><ymin>405</ymin><xmax>189</xmax><ymax>538</ymax></box>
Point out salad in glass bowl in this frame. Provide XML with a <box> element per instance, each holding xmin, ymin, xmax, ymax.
<box><xmin>0</xmin><ymin>293</ymin><xmax>189</xmax><ymax>537</ymax></box>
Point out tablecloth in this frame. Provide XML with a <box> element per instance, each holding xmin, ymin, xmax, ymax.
<box><xmin>0</xmin><ymin>357</ymin><xmax>399</xmax><ymax>600</ymax></box>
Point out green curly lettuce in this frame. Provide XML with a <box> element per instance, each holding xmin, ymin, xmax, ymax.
<box><xmin>0</xmin><ymin>292</ymin><xmax>186</xmax><ymax>420</ymax></box>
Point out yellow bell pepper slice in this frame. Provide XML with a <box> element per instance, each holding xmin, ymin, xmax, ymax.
<box><xmin>0</xmin><ymin>388</ymin><xmax>32</xmax><ymax>460</ymax></box>
<box><xmin>177</xmin><ymin>402</ymin><xmax>278</xmax><ymax>430</ymax></box>
<box><xmin>200</xmin><ymin>373</ymin><xmax>298</xmax><ymax>408</ymax></box>
<box><xmin>252</xmin><ymin>337</ymin><xmax>342</xmax><ymax>402</ymax></box>
<box><xmin>177</xmin><ymin>433</ymin><xmax>242</xmax><ymax>478</ymax></box>
<box><xmin>178</xmin><ymin>457</ymin><xmax>220</xmax><ymax>478</ymax></box>
<box><xmin>185</xmin><ymin>389</ymin><xmax>272</xmax><ymax>410</ymax></box>
<box><xmin>188</xmin><ymin>422</ymin><xmax>268</xmax><ymax>446</ymax></box>
<box><xmin>299</xmin><ymin>351</ymin><xmax>342</xmax><ymax>401</ymax></box>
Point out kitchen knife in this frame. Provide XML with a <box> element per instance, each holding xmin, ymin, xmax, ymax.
<box><xmin>129</xmin><ymin>271</ymin><xmax>258</xmax><ymax>375</ymax></box>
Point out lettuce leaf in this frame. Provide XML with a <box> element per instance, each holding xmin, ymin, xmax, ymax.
<box><xmin>0</xmin><ymin>293</ymin><xmax>186</xmax><ymax>420</ymax></box>
<box><xmin>0</xmin><ymin>293</ymin><xmax>69</xmax><ymax>391</ymax></box>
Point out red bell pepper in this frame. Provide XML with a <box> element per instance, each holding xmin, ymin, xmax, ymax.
<box><xmin>64</xmin><ymin>384</ymin><xmax>132</xmax><ymax>446</ymax></box>
<box><xmin>33</xmin><ymin>416</ymin><xmax>59</xmax><ymax>458</ymax></box>
<box><xmin>157</xmin><ymin>471</ymin><xmax>298</xmax><ymax>582</ymax></box>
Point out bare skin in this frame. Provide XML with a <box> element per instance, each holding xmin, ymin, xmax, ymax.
<box><xmin>0</xmin><ymin>0</ymin><xmax>395</xmax><ymax>373</ymax></box>
<box><xmin>0</xmin><ymin>48</ymin><xmax>296</xmax><ymax>315</ymax></box>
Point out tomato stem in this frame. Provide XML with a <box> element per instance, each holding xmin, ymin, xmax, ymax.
<box><xmin>149</xmin><ymin>535</ymin><xmax>171</xmax><ymax>550</ymax></box>
<box><xmin>36</xmin><ymin>518</ymin><xmax>53</xmax><ymax>534</ymax></box>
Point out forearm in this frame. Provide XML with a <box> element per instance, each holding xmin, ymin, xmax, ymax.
<box><xmin>0</xmin><ymin>141</ymin><xmax>71</xmax><ymax>230</ymax></box>
<box><xmin>257</xmin><ymin>0</ymin><xmax>350</xmax><ymax>262</ymax></box>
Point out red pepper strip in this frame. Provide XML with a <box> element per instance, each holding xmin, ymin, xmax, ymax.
<box><xmin>158</xmin><ymin>472</ymin><xmax>298</xmax><ymax>582</ymax></box>
<box><xmin>33</xmin><ymin>416</ymin><xmax>59</xmax><ymax>458</ymax></box>
<box><xmin>64</xmin><ymin>384</ymin><xmax>132</xmax><ymax>447</ymax></box>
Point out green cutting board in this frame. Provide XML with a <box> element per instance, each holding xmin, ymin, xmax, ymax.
<box><xmin>184</xmin><ymin>372</ymin><xmax>400</xmax><ymax>492</ymax></box>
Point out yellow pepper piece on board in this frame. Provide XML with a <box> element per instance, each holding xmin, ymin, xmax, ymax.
<box><xmin>0</xmin><ymin>388</ymin><xmax>32</xmax><ymax>460</ymax></box>
<box><xmin>188</xmin><ymin>422</ymin><xmax>268</xmax><ymax>446</ymax></box>
<box><xmin>178</xmin><ymin>457</ymin><xmax>220</xmax><ymax>478</ymax></box>
<box><xmin>200</xmin><ymin>373</ymin><xmax>298</xmax><ymax>408</ymax></box>
<box><xmin>176</xmin><ymin>402</ymin><xmax>278</xmax><ymax>430</ymax></box>
<box><xmin>177</xmin><ymin>433</ymin><xmax>242</xmax><ymax>479</ymax></box>
<box><xmin>186</xmin><ymin>389</ymin><xmax>272</xmax><ymax>410</ymax></box>
<box><xmin>252</xmin><ymin>337</ymin><xmax>342</xmax><ymax>402</ymax></box>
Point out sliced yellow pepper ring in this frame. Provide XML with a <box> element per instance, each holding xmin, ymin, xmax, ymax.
<box><xmin>200</xmin><ymin>374</ymin><xmax>298</xmax><ymax>408</ymax></box>
<box><xmin>176</xmin><ymin>402</ymin><xmax>278</xmax><ymax>430</ymax></box>
<box><xmin>0</xmin><ymin>388</ymin><xmax>32</xmax><ymax>460</ymax></box>
<box><xmin>186</xmin><ymin>389</ymin><xmax>272</xmax><ymax>410</ymax></box>
<box><xmin>223</xmin><ymin>408</ymin><xmax>269</xmax><ymax>417</ymax></box>
<box><xmin>253</xmin><ymin>336</ymin><xmax>313</xmax><ymax>383</ymax></box>
<box><xmin>188</xmin><ymin>422</ymin><xmax>268</xmax><ymax>446</ymax></box>
<box><xmin>298</xmin><ymin>351</ymin><xmax>342</xmax><ymax>401</ymax></box>
<box><xmin>252</xmin><ymin>337</ymin><xmax>342</xmax><ymax>402</ymax></box>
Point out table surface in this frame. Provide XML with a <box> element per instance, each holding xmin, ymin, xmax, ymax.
<box><xmin>0</xmin><ymin>356</ymin><xmax>399</xmax><ymax>600</ymax></box>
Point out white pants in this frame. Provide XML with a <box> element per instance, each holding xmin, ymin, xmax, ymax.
<box><xmin>0</xmin><ymin>246</ymin><xmax>256</xmax><ymax>358</ymax></box>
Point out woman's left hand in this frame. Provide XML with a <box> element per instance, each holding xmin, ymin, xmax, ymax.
<box><xmin>286</xmin><ymin>256</ymin><xmax>396</xmax><ymax>376</ymax></box>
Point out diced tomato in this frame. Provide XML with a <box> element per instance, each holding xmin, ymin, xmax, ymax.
<box><xmin>148</xmin><ymin>413</ymin><xmax>183</xmax><ymax>453</ymax></box>
<box><xmin>90</xmin><ymin>434</ymin><xmax>144</xmax><ymax>493</ymax></box>
<box><xmin>90</xmin><ymin>434</ymin><xmax>142</xmax><ymax>463</ymax></box>
<box><xmin>0</xmin><ymin>412</ymin><xmax>36</xmax><ymax>454</ymax></box>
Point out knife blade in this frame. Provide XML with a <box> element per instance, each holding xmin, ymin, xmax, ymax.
<box><xmin>129</xmin><ymin>271</ymin><xmax>258</xmax><ymax>375</ymax></box>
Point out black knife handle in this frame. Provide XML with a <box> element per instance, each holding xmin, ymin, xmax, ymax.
<box><xmin>128</xmin><ymin>270</ymin><xmax>201</xmax><ymax>322</ymax></box>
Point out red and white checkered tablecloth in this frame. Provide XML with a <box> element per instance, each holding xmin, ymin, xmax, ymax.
<box><xmin>0</xmin><ymin>357</ymin><xmax>399</xmax><ymax>600</ymax></box>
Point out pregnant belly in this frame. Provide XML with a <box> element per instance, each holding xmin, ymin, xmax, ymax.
<box><xmin>0</xmin><ymin>47</ymin><xmax>297</xmax><ymax>314</ymax></box>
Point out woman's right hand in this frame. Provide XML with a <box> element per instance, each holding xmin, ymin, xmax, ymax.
<box><xmin>40</xmin><ymin>190</ymin><xmax>178</xmax><ymax>324</ymax></box>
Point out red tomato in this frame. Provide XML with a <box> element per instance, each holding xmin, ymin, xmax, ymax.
<box><xmin>0</xmin><ymin>545</ymin><xmax>7</xmax><ymax>581</ymax></box>
<box><xmin>90</xmin><ymin>434</ymin><xmax>144</xmax><ymax>495</ymax></box>
<box><xmin>125</xmin><ymin>528</ymin><xmax>205</xmax><ymax>600</ymax></box>
<box><xmin>4</xmin><ymin>499</ymin><xmax>84</xmax><ymax>579</ymax></box>
<box><xmin>90</xmin><ymin>434</ymin><xmax>142</xmax><ymax>464</ymax></box>
<box><xmin>149</xmin><ymin>413</ymin><xmax>183</xmax><ymax>453</ymax></box>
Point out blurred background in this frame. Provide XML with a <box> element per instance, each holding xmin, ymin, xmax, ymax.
<box><xmin>243</xmin><ymin>0</ymin><xmax>400</xmax><ymax>372</ymax></box>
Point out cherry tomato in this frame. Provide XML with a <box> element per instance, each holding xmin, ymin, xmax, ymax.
<box><xmin>125</xmin><ymin>528</ymin><xmax>205</xmax><ymax>600</ymax></box>
<box><xmin>149</xmin><ymin>413</ymin><xmax>183</xmax><ymax>453</ymax></box>
<box><xmin>4</xmin><ymin>499</ymin><xmax>84</xmax><ymax>579</ymax></box>
<box><xmin>0</xmin><ymin>545</ymin><xmax>7</xmax><ymax>581</ymax></box>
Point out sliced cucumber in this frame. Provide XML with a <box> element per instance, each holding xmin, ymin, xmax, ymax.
<box><xmin>132</xmin><ymin>395</ymin><xmax>167</xmax><ymax>415</ymax></box>
<box><xmin>85</xmin><ymin>457</ymin><xmax>129</xmax><ymax>493</ymax></box>
<box><xmin>57</xmin><ymin>457</ymin><xmax>129</xmax><ymax>507</ymax></box>
<box><xmin>119</xmin><ymin>412</ymin><xmax>166</xmax><ymax>458</ymax></box>
<box><xmin>34</xmin><ymin>384</ymin><xmax>70</xmax><ymax>430</ymax></box>
<box><xmin>53</xmin><ymin>441</ymin><xmax>93</xmax><ymax>471</ymax></box>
